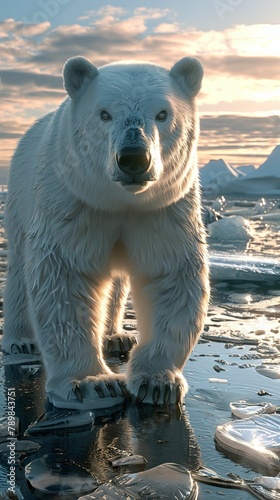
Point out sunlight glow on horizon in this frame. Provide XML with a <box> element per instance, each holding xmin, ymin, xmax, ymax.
<box><xmin>0</xmin><ymin>6</ymin><xmax>279</xmax><ymax>170</ymax></box>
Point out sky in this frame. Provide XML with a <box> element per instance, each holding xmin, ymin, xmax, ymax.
<box><xmin>1</xmin><ymin>0</ymin><xmax>280</xmax><ymax>171</ymax></box>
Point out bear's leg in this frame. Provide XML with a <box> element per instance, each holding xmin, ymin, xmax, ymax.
<box><xmin>127</xmin><ymin>268</ymin><xmax>209</xmax><ymax>406</ymax></box>
<box><xmin>2</xmin><ymin>242</ymin><xmax>37</xmax><ymax>355</ymax></box>
<box><xmin>26</xmin><ymin>248</ymin><xmax>127</xmax><ymax>408</ymax></box>
<box><xmin>103</xmin><ymin>276</ymin><xmax>137</xmax><ymax>360</ymax></box>
<box><xmin>106</xmin><ymin>276</ymin><xmax>131</xmax><ymax>336</ymax></box>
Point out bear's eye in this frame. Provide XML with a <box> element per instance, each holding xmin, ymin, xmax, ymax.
<box><xmin>155</xmin><ymin>110</ymin><xmax>168</xmax><ymax>122</ymax></box>
<box><xmin>100</xmin><ymin>110</ymin><xmax>112</xmax><ymax>122</ymax></box>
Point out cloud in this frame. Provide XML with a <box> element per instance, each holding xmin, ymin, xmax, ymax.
<box><xmin>153</xmin><ymin>23</ymin><xmax>180</xmax><ymax>34</ymax></box>
<box><xmin>0</xmin><ymin>8</ymin><xmax>279</xmax><ymax>169</ymax></box>
<box><xmin>0</xmin><ymin>18</ymin><xmax>50</xmax><ymax>38</ymax></box>
<box><xmin>199</xmin><ymin>114</ymin><xmax>280</xmax><ymax>165</ymax></box>
<box><xmin>0</xmin><ymin>69</ymin><xmax>62</xmax><ymax>89</ymax></box>
<box><xmin>201</xmin><ymin>115</ymin><xmax>280</xmax><ymax>139</ymax></box>
<box><xmin>201</xmin><ymin>55</ymin><xmax>280</xmax><ymax>80</ymax></box>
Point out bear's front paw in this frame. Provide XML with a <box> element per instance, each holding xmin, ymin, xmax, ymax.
<box><xmin>76</xmin><ymin>374</ymin><xmax>129</xmax><ymax>400</ymax></box>
<box><xmin>47</xmin><ymin>374</ymin><xmax>130</xmax><ymax>410</ymax></box>
<box><xmin>127</xmin><ymin>370</ymin><xmax>188</xmax><ymax>407</ymax></box>
<box><xmin>103</xmin><ymin>333</ymin><xmax>138</xmax><ymax>361</ymax></box>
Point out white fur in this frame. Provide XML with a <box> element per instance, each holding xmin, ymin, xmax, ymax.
<box><xmin>3</xmin><ymin>56</ymin><xmax>209</xmax><ymax>406</ymax></box>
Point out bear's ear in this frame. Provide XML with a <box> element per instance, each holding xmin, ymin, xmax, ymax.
<box><xmin>170</xmin><ymin>57</ymin><xmax>203</xmax><ymax>97</ymax></box>
<box><xmin>63</xmin><ymin>56</ymin><xmax>99</xmax><ymax>98</ymax></box>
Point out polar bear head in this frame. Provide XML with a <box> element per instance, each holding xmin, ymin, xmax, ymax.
<box><xmin>61</xmin><ymin>56</ymin><xmax>203</xmax><ymax>211</ymax></box>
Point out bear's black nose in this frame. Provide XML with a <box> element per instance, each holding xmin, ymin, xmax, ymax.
<box><xmin>117</xmin><ymin>147</ymin><xmax>151</xmax><ymax>176</ymax></box>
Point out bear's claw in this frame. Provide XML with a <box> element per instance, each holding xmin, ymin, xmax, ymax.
<box><xmin>128</xmin><ymin>371</ymin><xmax>188</xmax><ymax>407</ymax></box>
<box><xmin>94</xmin><ymin>384</ymin><xmax>105</xmax><ymax>398</ymax></box>
<box><xmin>74</xmin><ymin>384</ymin><xmax>83</xmax><ymax>403</ymax></box>
<box><xmin>136</xmin><ymin>381</ymin><xmax>173</xmax><ymax>406</ymax></box>
<box><xmin>105</xmin><ymin>382</ymin><xmax>117</xmax><ymax>398</ymax></box>
<box><xmin>136</xmin><ymin>383</ymin><xmax>148</xmax><ymax>404</ymax></box>
<box><xmin>104</xmin><ymin>333</ymin><xmax>138</xmax><ymax>360</ymax></box>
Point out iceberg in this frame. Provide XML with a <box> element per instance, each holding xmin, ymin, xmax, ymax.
<box><xmin>225</xmin><ymin>145</ymin><xmax>280</xmax><ymax>196</ymax></box>
<box><xmin>199</xmin><ymin>159</ymin><xmax>242</xmax><ymax>196</ymax></box>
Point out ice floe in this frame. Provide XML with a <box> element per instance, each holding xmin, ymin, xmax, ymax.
<box><xmin>255</xmin><ymin>363</ymin><xmax>280</xmax><ymax>380</ymax></box>
<box><xmin>209</xmin><ymin>253</ymin><xmax>280</xmax><ymax>282</ymax></box>
<box><xmin>215</xmin><ymin>415</ymin><xmax>280</xmax><ymax>472</ymax></box>
<box><xmin>111</xmin><ymin>454</ymin><xmax>147</xmax><ymax>467</ymax></box>
<box><xmin>25</xmin><ymin>409</ymin><xmax>95</xmax><ymax>435</ymax></box>
<box><xmin>25</xmin><ymin>454</ymin><xmax>98</xmax><ymax>496</ymax></box>
<box><xmin>79</xmin><ymin>463</ymin><xmax>198</xmax><ymax>499</ymax></box>
<box><xmin>229</xmin><ymin>401</ymin><xmax>277</xmax><ymax>419</ymax></box>
<box><xmin>193</xmin><ymin>467</ymin><xmax>280</xmax><ymax>499</ymax></box>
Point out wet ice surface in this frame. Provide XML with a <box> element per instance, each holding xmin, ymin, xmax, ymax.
<box><xmin>0</xmin><ymin>195</ymin><xmax>280</xmax><ymax>499</ymax></box>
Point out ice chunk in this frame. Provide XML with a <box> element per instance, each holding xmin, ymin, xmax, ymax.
<box><xmin>210</xmin><ymin>252</ymin><xmax>280</xmax><ymax>282</ymax></box>
<box><xmin>208</xmin><ymin>216</ymin><xmax>252</xmax><ymax>242</ymax></box>
<box><xmin>111</xmin><ymin>455</ymin><xmax>147</xmax><ymax>467</ymax></box>
<box><xmin>114</xmin><ymin>463</ymin><xmax>197</xmax><ymax>498</ymax></box>
<box><xmin>80</xmin><ymin>463</ymin><xmax>198</xmax><ymax>499</ymax></box>
<box><xmin>25</xmin><ymin>409</ymin><xmax>95</xmax><ymax>435</ymax></box>
<box><xmin>249</xmin><ymin>475</ymin><xmax>280</xmax><ymax>499</ymax></box>
<box><xmin>256</xmin><ymin>363</ymin><xmax>280</xmax><ymax>380</ymax></box>
<box><xmin>215</xmin><ymin>415</ymin><xmax>280</xmax><ymax>471</ymax></box>
<box><xmin>25</xmin><ymin>454</ymin><xmax>98</xmax><ymax>496</ymax></box>
<box><xmin>230</xmin><ymin>401</ymin><xmax>277</xmax><ymax>419</ymax></box>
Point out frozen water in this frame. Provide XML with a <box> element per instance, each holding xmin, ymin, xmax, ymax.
<box><xmin>25</xmin><ymin>408</ymin><xmax>95</xmax><ymax>435</ymax></box>
<box><xmin>215</xmin><ymin>415</ymin><xmax>280</xmax><ymax>471</ymax></box>
<box><xmin>25</xmin><ymin>454</ymin><xmax>98</xmax><ymax>496</ymax></box>
<box><xmin>256</xmin><ymin>363</ymin><xmax>280</xmax><ymax>379</ymax></box>
<box><xmin>230</xmin><ymin>401</ymin><xmax>277</xmax><ymax>418</ymax></box>
<box><xmin>114</xmin><ymin>463</ymin><xmax>197</xmax><ymax>498</ymax></box>
<box><xmin>209</xmin><ymin>252</ymin><xmax>280</xmax><ymax>282</ymax></box>
<box><xmin>111</xmin><ymin>454</ymin><xmax>147</xmax><ymax>467</ymax></box>
<box><xmin>208</xmin><ymin>216</ymin><xmax>253</xmax><ymax>242</ymax></box>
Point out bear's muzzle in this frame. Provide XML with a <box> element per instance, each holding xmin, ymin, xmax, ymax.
<box><xmin>117</xmin><ymin>146</ymin><xmax>151</xmax><ymax>177</ymax></box>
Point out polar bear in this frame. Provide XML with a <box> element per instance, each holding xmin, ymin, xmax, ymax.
<box><xmin>3</xmin><ymin>56</ymin><xmax>209</xmax><ymax>408</ymax></box>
